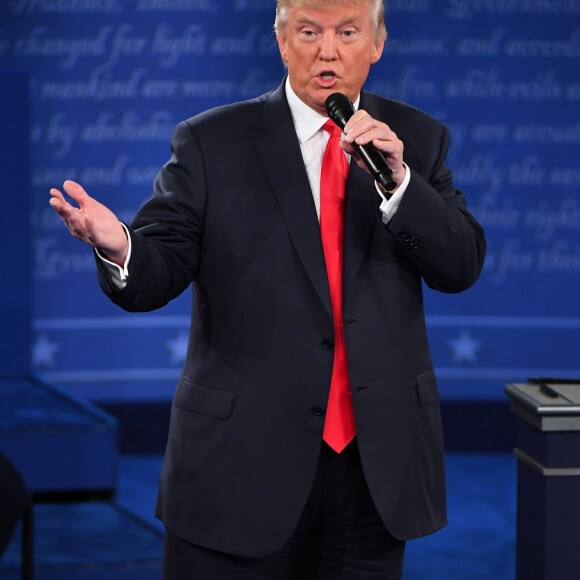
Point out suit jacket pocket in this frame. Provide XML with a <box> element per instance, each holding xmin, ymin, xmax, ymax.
<box><xmin>416</xmin><ymin>371</ymin><xmax>440</xmax><ymax>407</ymax></box>
<box><xmin>174</xmin><ymin>377</ymin><xmax>235</xmax><ymax>420</ymax></box>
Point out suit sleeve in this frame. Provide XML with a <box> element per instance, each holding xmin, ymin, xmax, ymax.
<box><xmin>386</xmin><ymin>123</ymin><xmax>486</xmax><ymax>293</ymax></box>
<box><xmin>97</xmin><ymin>120</ymin><xmax>206</xmax><ymax>312</ymax></box>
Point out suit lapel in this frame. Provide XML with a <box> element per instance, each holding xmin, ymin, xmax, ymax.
<box><xmin>253</xmin><ymin>87</ymin><xmax>380</xmax><ymax>318</ymax></box>
<box><xmin>343</xmin><ymin>92</ymin><xmax>379</xmax><ymax>310</ymax></box>
<box><xmin>343</xmin><ymin>163</ymin><xmax>377</xmax><ymax>307</ymax></box>
<box><xmin>254</xmin><ymin>83</ymin><xmax>333</xmax><ymax>319</ymax></box>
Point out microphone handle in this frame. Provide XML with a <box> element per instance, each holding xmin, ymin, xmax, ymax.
<box><xmin>354</xmin><ymin>142</ymin><xmax>397</xmax><ymax>192</ymax></box>
<box><xmin>328</xmin><ymin>100</ymin><xmax>397</xmax><ymax>192</ymax></box>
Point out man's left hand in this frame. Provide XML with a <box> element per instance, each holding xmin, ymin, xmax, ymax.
<box><xmin>340</xmin><ymin>109</ymin><xmax>406</xmax><ymax>190</ymax></box>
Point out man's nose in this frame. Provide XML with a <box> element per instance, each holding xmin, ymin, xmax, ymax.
<box><xmin>318</xmin><ymin>31</ymin><xmax>338</xmax><ymax>60</ymax></box>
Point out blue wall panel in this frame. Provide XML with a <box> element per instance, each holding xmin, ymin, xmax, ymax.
<box><xmin>0</xmin><ymin>1</ymin><xmax>578</xmax><ymax>402</ymax></box>
<box><xmin>0</xmin><ymin>70</ymin><xmax>31</xmax><ymax>376</ymax></box>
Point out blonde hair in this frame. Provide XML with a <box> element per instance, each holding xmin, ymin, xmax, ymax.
<box><xmin>274</xmin><ymin>0</ymin><xmax>387</xmax><ymax>42</ymax></box>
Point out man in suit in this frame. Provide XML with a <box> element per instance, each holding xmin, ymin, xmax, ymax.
<box><xmin>49</xmin><ymin>0</ymin><xmax>486</xmax><ymax>577</ymax></box>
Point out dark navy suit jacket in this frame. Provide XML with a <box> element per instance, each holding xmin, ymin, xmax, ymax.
<box><xmin>98</xmin><ymin>80</ymin><xmax>486</xmax><ymax>557</ymax></box>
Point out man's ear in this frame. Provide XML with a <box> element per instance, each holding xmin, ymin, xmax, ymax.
<box><xmin>370</xmin><ymin>38</ymin><xmax>385</xmax><ymax>64</ymax></box>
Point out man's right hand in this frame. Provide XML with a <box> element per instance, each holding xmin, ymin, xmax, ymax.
<box><xmin>49</xmin><ymin>180</ymin><xmax>129</xmax><ymax>268</ymax></box>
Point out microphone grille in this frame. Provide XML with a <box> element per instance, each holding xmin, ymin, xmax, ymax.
<box><xmin>325</xmin><ymin>92</ymin><xmax>354</xmax><ymax>126</ymax></box>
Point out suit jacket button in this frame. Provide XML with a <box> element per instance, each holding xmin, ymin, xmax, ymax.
<box><xmin>322</xmin><ymin>338</ymin><xmax>334</xmax><ymax>349</ymax></box>
<box><xmin>312</xmin><ymin>406</ymin><xmax>326</xmax><ymax>417</ymax></box>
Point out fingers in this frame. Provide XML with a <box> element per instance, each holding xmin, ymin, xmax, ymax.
<box><xmin>49</xmin><ymin>187</ymin><xmax>75</xmax><ymax>221</ymax></box>
<box><xmin>340</xmin><ymin>110</ymin><xmax>405</xmax><ymax>182</ymax></box>
<box><xmin>49</xmin><ymin>188</ymin><xmax>72</xmax><ymax>220</ymax></box>
<box><xmin>343</xmin><ymin>110</ymin><xmax>399</xmax><ymax>150</ymax></box>
<box><xmin>48</xmin><ymin>182</ymin><xmax>127</xmax><ymax>260</ymax></box>
<box><xmin>49</xmin><ymin>181</ymin><xmax>90</xmax><ymax>239</ymax></box>
<box><xmin>62</xmin><ymin>180</ymin><xmax>90</xmax><ymax>206</ymax></box>
<box><xmin>49</xmin><ymin>180</ymin><xmax>89</xmax><ymax>212</ymax></box>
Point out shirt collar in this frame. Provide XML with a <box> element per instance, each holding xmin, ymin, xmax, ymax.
<box><xmin>284</xmin><ymin>77</ymin><xmax>361</xmax><ymax>144</ymax></box>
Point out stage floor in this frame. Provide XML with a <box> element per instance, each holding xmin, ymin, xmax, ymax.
<box><xmin>1</xmin><ymin>452</ymin><xmax>516</xmax><ymax>580</ymax></box>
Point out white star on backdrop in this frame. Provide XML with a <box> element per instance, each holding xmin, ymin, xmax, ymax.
<box><xmin>448</xmin><ymin>331</ymin><xmax>481</xmax><ymax>364</ymax></box>
<box><xmin>166</xmin><ymin>332</ymin><xmax>189</xmax><ymax>365</ymax></box>
<box><xmin>32</xmin><ymin>334</ymin><xmax>60</xmax><ymax>368</ymax></box>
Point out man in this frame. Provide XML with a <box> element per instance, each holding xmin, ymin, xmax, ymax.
<box><xmin>49</xmin><ymin>0</ymin><xmax>486</xmax><ymax>578</ymax></box>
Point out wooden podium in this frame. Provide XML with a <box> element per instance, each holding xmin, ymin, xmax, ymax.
<box><xmin>504</xmin><ymin>381</ymin><xmax>580</xmax><ymax>580</ymax></box>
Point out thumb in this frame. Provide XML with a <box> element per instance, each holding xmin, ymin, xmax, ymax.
<box><xmin>62</xmin><ymin>180</ymin><xmax>91</xmax><ymax>207</ymax></box>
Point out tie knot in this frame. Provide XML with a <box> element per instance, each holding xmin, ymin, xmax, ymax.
<box><xmin>323</xmin><ymin>119</ymin><xmax>342</xmax><ymax>138</ymax></box>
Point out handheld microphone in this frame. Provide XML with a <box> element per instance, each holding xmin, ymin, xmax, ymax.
<box><xmin>325</xmin><ymin>92</ymin><xmax>397</xmax><ymax>192</ymax></box>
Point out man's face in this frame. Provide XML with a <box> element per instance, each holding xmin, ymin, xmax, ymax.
<box><xmin>276</xmin><ymin>1</ymin><xmax>384</xmax><ymax>115</ymax></box>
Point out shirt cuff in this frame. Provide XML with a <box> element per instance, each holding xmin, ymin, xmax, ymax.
<box><xmin>377</xmin><ymin>163</ymin><xmax>411</xmax><ymax>224</ymax></box>
<box><xmin>94</xmin><ymin>222</ymin><xmax>131</xmax><ymax>290</ymax></box>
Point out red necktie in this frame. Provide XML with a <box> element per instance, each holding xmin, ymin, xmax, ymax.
<box><xmin>320</xmin><ymin>119</ymin><xmax>356</xmax><ymax>453</ymax></box>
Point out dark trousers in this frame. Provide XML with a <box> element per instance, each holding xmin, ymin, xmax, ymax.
<box><xmin>163</xmin><ymin>440</ymin><xmax>406</xmax><ymax>579</ymax></box>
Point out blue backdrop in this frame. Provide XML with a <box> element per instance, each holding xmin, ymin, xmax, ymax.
<box><xmin>1</xmin><ymin>0</ymin><xmax>579</xmax><ymax>403</ymax></box>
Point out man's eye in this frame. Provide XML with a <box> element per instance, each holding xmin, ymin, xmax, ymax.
<box><xmin>342</xmin><ymin>29</ymin><xmax>355</xmax><ymax>37</ymax></box>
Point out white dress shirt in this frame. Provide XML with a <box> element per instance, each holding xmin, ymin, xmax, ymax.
<box><xmin>284</xmin><ymin>77</ymin><xmax>409</xmax><ymax>223</ymax></box>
